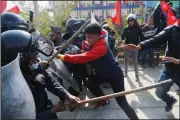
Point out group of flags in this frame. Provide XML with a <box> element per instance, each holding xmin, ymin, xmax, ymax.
<box><xmin>1</xmin><ymin>0</ymin><xmax>178</xmax><ymax>27</ymax></box>
<box><xmin>1</xmin><ymin>0</ymin><xmax>20</xmax><ymax>14</ymax></box>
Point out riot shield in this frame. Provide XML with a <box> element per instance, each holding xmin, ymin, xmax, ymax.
<box><xmin>38</xmin><ymin>53</ymin><xmax>80</xmax><ymax>93</ymax></box>
<box><xmin>1</xmin><ymin>53</ymin><xmax>36</xmax><ymax>119</ymax></box>
<box><xmin>32</xmin><ymin>30</ymin><xmax>54</xmax><ymax>56</ymax></box>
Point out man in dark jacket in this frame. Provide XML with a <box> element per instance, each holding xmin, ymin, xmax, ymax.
<box><xmin>21</xmin><ymin>51</ymin><xmax>80</xmax><ymax>119</ymax></box>
<box><xmin>124</xmin><ymin>18</ymin><xmax>180</xmax><ymax>112</ymax></box>
<box><xmin>49</xmin><ymin>26</ymin><xmax>63</xmax><ymax>47</ymax></box>
<box><xmin>121</xmin><ymin>14</ymin><xmax>143</xmax><ymax>81</ymax></box>
<box><xmin>141</xmin><ymin>16</ymin><xmax>158</xmax><ymax>68</ymax></box>
<box><xmin>56</xmin><ymin>24</ymin><xmax>139</xmax><ymax>120</ymax></box>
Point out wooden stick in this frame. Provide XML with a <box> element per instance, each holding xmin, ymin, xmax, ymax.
<box><xmin>78</xmin><ymin>79</ymin><xmax>172</xmax><ymax>104</ymax></box>
<box><xmin>48</xmin><ymin>20</ymin><xmax>91</xmax><ymax>63</ymax></box>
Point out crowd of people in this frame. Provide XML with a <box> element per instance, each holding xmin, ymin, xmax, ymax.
<box><xmin>1</xmin><ymin>1</ymin><xmax>180</xmax><ymax>119</ymax></box>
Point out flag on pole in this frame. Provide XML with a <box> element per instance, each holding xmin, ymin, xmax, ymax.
<box><xmin>111</xmin><ymin>0</ymin><xmax>121</xmax><ymax>26</ymax></box>
<box><xmin>1</xmin><ymin>0</ymin><xmax>20</xmax><ymax>14</ymax></box>
<box><xmin>7</xmin><ymin>6</ymin><xmax>20</xmax><ymax>14</ymax></box>
<box><xmin>161</xmin><ymin>0</ymin><xmax>177</xmax><ymax>25</ymax></box>
<box><xmin>1</xmin><ymin>1</ymin><xmax>7</xmax><ymax>14</ymax></box>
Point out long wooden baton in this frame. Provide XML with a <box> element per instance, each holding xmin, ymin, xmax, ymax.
<box><xmin>78</xmin><ymin>79</ymin><xmax>173</xmax><ymax>104</ymax></box>
<box><xmin>47</xmin><ymin>20</ymin><xmax>91</xmax><ymax>63</ymax></box>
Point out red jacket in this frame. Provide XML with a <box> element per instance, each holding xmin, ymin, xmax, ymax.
<box><xmin>64</xmin><ymin>39</ymin><xmax>107</xmax><ymax>64</ymax></box>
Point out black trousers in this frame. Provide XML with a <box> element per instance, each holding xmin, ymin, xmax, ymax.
<box><xmin>86</xmin><ymin>69</ymin><xmax>139</xmax><ymax>120</ymax></box>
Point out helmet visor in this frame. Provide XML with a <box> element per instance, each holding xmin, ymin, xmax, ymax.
<box><xmin>32</xmin><ymin>30</ymin><xmax>54</xmax><ymax>56</ymax></box>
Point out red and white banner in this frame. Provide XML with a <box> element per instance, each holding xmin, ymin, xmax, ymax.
<box><xmin>111</xmin><ymin>0</ymin><xmax>121</xmax><ymax>26</ymax></box>
<box><xmin>1</xmin><ymin>0</ymin><xmax>20</xmax><ymax>14</ymax></box>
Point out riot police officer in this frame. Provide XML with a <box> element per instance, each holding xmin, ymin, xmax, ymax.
<box><xmin>61</xmin><ymin>18</ymin><xmax>88</xmax><ymax>95</ymax></box>
<box><xmin>62</xmin><ymin>18</ymin><xmax>84</xmax><ymax>49</ymax></box>
<box><xmin>1</xmin><ymin>13</ymin><xmax>80</xmax><ymax>119</ymax></box>
<box><xmin>1</xmin><ymin>12</ymin><xmax>29</xmax><ymax>33</ymax></box>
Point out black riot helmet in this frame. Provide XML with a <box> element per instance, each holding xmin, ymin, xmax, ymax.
<box><xmin>1</xmin><ymin>30</ymin><xmax>54</xmax><ymax>66</ymax></box>
<box><xmin>65</xmin><ymin>18</ymin><xmax>82</xmax><ymax>36</ymax></box>
<box><xmin>1</xmin><ymin>12</ymin><xmax>29</xmax><ymax>33</ymax></box>
<box><xmin>79</xmin><ymin>18</ymin><xmax>87</xmax><ymax>26</ymax></box>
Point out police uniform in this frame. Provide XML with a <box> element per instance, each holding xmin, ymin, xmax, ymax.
<box><xmin>1</xmin><ymin>13</ymin><xmax>70</xmax><ymax>119</ymax></box>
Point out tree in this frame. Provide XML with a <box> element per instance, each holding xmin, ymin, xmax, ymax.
<box><xmin>33</xmin><ymin>11</ymin><xmax>51</xmax><ymax>38</ymax></box>
<box><xmin>53</xmin><ymin>1</ymin><xmax>78</xmax><ymax>32</ymax></box>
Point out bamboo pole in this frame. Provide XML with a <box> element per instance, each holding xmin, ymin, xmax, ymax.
<box><xmin>78</xmin><ymin>79</ymin><xmax>172</xmax><ymax>104</ymax></box>
<box><xmin>47</xmin><ymin>20</ymin><xmax>91</xmax><ymax>63</ymax></box>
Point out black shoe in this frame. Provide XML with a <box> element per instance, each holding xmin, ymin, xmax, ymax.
<box><xmin>165</xmin><ymin>98</ymin><xmax>177</xmax><ymax>112</ymax></box>
<box><xmin>141</xmin><ymin>64</ymin><xmax>146</xmax><ymax>68</ymax></box>
<box><xmin>135</xmin><ymin>75</ymin><xmax>139</xmax><ymax>82</ymax></box>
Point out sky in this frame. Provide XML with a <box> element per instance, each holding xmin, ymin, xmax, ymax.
<box><xmin>8</xmin><ymin>1</ymin><xmax>49</xmax><ymax>11</ymax></box>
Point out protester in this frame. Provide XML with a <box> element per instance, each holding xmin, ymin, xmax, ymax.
<box><xmin>49</xmin><ymin>26</ymin><xmax>63</xmax><ymax>47</ymax></box>
<box><xmin>121</xmin><ymin>14</ymin><xmax>143</xmax><ymax>81</ymax></box>
<box><xmin>56</xmin><ymin>24</ymin><xmax>139</xmax><ymax>120</ymax></box>
<box><xmin>141</xmin><ymin>16</ymin><xmax>158</xmax><ymax>68</ymax></box>
<box><xmin>124</xmin><ymin>17</ymin><xmax>180</xmax><ymax>112</ymax></box>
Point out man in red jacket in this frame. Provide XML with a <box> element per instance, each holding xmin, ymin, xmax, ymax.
<box><xmin>56</xmin><ymin>24</ymin><xmax>139</xmax><ymax>120</ymax></box>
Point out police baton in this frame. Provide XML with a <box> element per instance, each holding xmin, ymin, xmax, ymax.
<box><xmin>47</xmin><ymin>20</ymin><xmax>91</xmax><ymax>63</ymax></box>
<box><xmin>78</xmin><ymin>79</ymin><xmax>173</xmax><ymax>104</ymax></box>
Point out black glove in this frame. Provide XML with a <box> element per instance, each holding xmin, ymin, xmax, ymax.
<box><xmin>39</xmin><ymin>61</ymin><xmax>50</xmax><ymax>70</ymax></box>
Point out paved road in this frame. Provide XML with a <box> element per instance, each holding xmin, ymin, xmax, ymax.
<box><xmin>47</xmin><ymin>64</ymin><xmax>179</xmax><ymax>119</ymax></box>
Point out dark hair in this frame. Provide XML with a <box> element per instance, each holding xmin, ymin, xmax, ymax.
<box><xmin>85</xmin><ymin>23</ymin><xmax>102</xmax><ymax>35</ymax></box>
<box><xmin>167</xmin><ymin>1</ymin><xmax>173</xmax><ymax>6</ymax></box>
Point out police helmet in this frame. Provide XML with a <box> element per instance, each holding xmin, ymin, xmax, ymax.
<box><xmin>1</xmin><ymin>30</ymin><xmax>54</xmax><ymax>66</ymax></box>
<box><xmin>65</xmin><ymin>44</ymin><xmax>81</xmax><ymax>54</ymax></box>
<box><xmin>1</xmin><ymin>12</ymin><xmax>29</xmax><ymax>33</ymax></box>
<box><xmin>65</xmin><ymin>18</ymin><xmax>82</xmax><ymax>35</ymax></box>
<box><xmin>79</xmin><ymin>18</ymin><xmax>87</xmax><ymax>25</ymax></box>
<box><xmin>127</xmin><ymin>14</ymin><xmax>137</xmax><ymax>22</ymax></box>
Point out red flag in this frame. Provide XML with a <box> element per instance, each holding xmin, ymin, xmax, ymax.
<box><xmin>1</xmin><ymin>1</ymin><xmax>7</xmax><ymax>14</ymax></box>
<box><xmin>161</xmin><ymin>0</ymin><xmax>177</xmax><ymax>26</ymax></box>
<box><xmin>111</xmin><ymin>0</ymin><xmax>121</xmax><ymax>26</ymax></box>
<box><xmin>7</xmin><ymin>6</ymin><xmax>20</xmax><ymax>14</ymax></box>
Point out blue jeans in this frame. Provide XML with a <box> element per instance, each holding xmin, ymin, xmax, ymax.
<box><xmin>141</xmin><ymin>48</ymin><xmax>154</xmax><ymax>66</ymax></box>
<box><xmin>155</xmin><ymin>69</ymin><xmax>180</xmax><ymax>104</ymax></box>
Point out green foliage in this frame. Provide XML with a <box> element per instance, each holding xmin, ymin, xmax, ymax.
<box><xmin>119</xmin><ymin>14</ymin><xmax>128</xmax><ymax>35</ymax></box>
<box><xmin>33</xmin><ymin>11</ymin><xmax>51</xmax><ymax>38</ymax></box>
<box><xmin>138</xmin><ymin>16</ymin><xmax>144</xmax><ymax>25</ymax></box>
<box><xmin>53</xmin><ymin>2</ymin><xmax>77</xmax><ymax>33</ymax></box>
<box><xmin>20</xmin><ymin>12</ymin><xmax>29</xmax><ymax>21</ymax></box>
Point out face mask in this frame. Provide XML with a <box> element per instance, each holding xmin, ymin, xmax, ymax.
<box><xmin>29</xmin><ymin>62</ymin><xmax>39</xmax><ymax>70</ymax></box>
